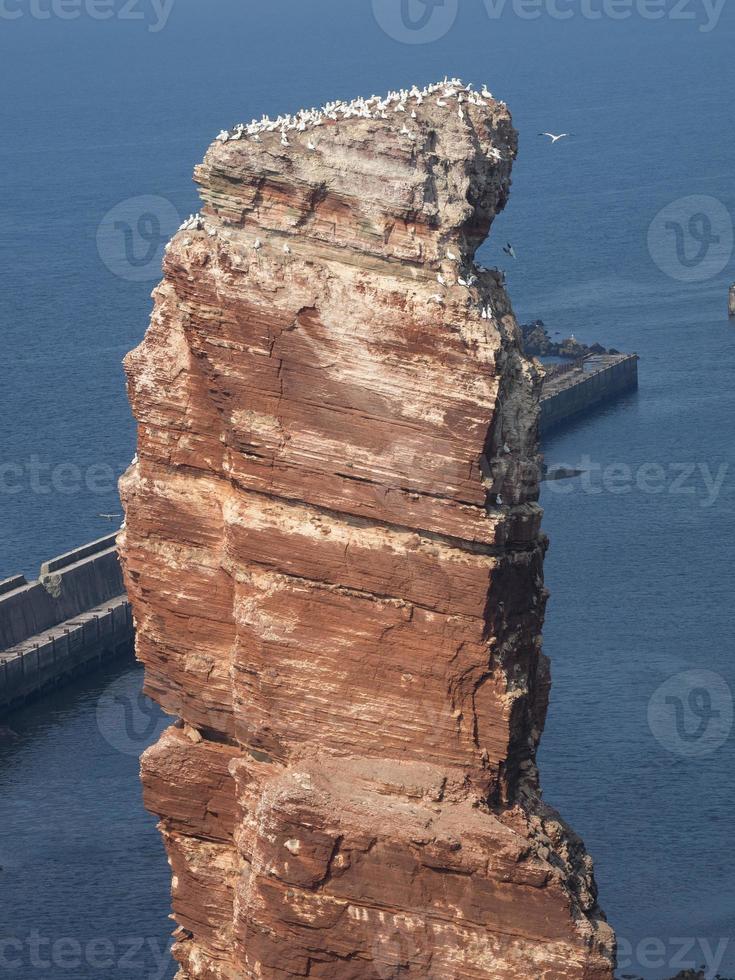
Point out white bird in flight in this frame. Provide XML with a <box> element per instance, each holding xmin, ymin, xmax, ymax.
<box><xmin>539</xmin><ymin>132</ymin><xmax>571</xmax><ymax>143</ymax></box>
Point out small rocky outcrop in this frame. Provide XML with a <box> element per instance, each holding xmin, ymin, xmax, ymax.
<box><xmin>120</xmin><ymin>80</ymin><xmax>615</xmax><ymax>979</ymax></box>
<box><xmin>521</xmin><ymin>319</ymin><xmax>617</xmax><ymax>359</ymax></box>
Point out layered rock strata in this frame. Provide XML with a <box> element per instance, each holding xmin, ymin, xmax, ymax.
<box><xmin>120</xmin><ymin>81</ymin><xmax>615</xmax><ymax>979</ymax></box>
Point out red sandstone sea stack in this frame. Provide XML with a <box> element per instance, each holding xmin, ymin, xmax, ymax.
<box><xmin>119</xmin><ymin>80</ymin><xmax>615</xmax><ymax>979</ymax></box>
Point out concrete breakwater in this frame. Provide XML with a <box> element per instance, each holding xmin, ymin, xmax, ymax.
<box><xmin>540</xmin><ymin>353</ymin><xmax>639</xmax><ymax>435</ymax></box>
<box><xmin>0</xmin><ymin>535</ymin><xmax>133</xmax><ymax>717</ymax></box>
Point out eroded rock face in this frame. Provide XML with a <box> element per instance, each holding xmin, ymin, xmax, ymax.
<box><xmin>120</xmin><ymin>81</ymin><xmax>615</xmax><ymax>980</ymax></box>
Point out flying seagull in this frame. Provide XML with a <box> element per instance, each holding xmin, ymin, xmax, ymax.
<box><xmin>98</xmin><ymin>513</ymin><xmax>122</xmax><ymax>520</ymax></box>
<box><xmin>503</xmin><ymin>242</ymin><xmax>517</xmax><ymax>259</ymax></box>
<box><xmin>539</xmin><ymin>132</ymin><xmax>571</xmax><ymax>143</ymax></box>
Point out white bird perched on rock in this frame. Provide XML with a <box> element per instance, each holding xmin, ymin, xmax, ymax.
<box><xmin>283</xmin><ymin>244</ymin><xmax>291</xmax><ymax>254</ymax></box>
<box><xmin>437</xmin><ymin>273</ymin><xmax>446</xmax><ymax>286</ymax></box>
<box><xmin>436</xmin><ymin>99</ymin><xmax>447</xmax><ymax>108</ymax></box>
<box><xmin>281</xmin><ymin>132</ymin><xmax>289</xmax><ymax>146</ymax></box>
<box><xmin>539</xmin><ymin>132</ymin><xmax>571</xmax><ymax>143</ymax></box>
<box><xmin>482</xmin><ymin>85</ymin><xmax>493</xmax><ymax>99</ymax></box>
<box><xmin>215</xmin><ymin>130</ymin><xmax>230</xmax><ymax>143</ymax></box>
<box><xmin>496</xmin><ymin>494</ymin><xmax>503</xmax><ymax>506</ymax></box>
<box><xmin>447</xmin><ymin>251</ymin><xmax>457</xmax><ymax>261</ymax></box>
<box><xmin>503</xmin><ymin>443</ymin><xmax>511</xmax><ymax>455</ymax></box>
<box><xmin>429</xmin><ymin>294</ymin><xmax>444</xmax><ymax>304</ymax></box>
<box><xmin>253</xmin><ymin>239</ymin><xmax>262</xmax><ymax>250</ymax></box>
<box><xmin>307</xmin><ymin>140</ymin><xmax>316</xmax><ymax>151</ymax></box>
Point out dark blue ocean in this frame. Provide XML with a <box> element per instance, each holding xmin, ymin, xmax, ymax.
<box><xmin>1</xmin><ymin>3</ymin><xmax>734</xmax><ymax>977</ymax></box>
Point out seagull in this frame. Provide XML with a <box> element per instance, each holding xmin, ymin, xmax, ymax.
<box><xmin>436</xmin><ymin>99</ymin><xmax>447</xmax><ymax>108</ymax></box>
<box><xmin>503</xmin><ymin>443</ymin><xmax>511</xmax><ymax>454</ymax></box>
<box><xmin>253</xmin><ymin>239</ymin><xmax>262</xmax><ymax>250</ymax></box>
<box><xmin>482</xmin><ymin>85</ymin><xmax>493</xmax><ymax>99</ymax></box>
<box><xmin>281</xmin><ymin>132</ymin><xmax>289</xmax><ymax>146</ymax></box>
<box><xmin>98</xmin><ymin>513</ymin><xmax>122</xmax><ymax>520</ymax></box>
<box><xmin>503</xmin><ymin>242</ymin><xmax>517</xmax><ymax>259</ymax></box>
<box><xmin>447</xmin><ymin>251</ymin><xmax>457</xmax><ymax>261</ymax></box>
<box><xmin>283</xmin><ymin>244</ymin><xmax>291</xmax><ymax>254</ymax></box>
<box><xmin>495</xmin><ymin>495</ymin><xmax>503</xmax><ymax>507</ymax></box>
<box><xmin>437</xmin><ymin>273</ymin><xmax>446</xmax><ymax>286</ymax></box>
<box><xmin>539</xmin><ymin>132</ymin><xmax>570</xmax><ymax>143</ymax></box>
<box><xmin>307</xmin><ymin>140</ymin><xmax>316</xmax><ymax>151</ymax></box>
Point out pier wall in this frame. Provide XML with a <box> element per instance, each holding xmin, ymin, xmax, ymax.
<box><xmin>0</xmin><ymin>535</ymin><xmax>132</xmax><ymax>716</ymax></box>
<box><xmin>540</xmin><ymin>354</ymin><xmax>638</xmax><ymax>435</ymax></box>
<box><xmin>0</xmin><ymin>534</ymin><xmax>123</xmax><ymax>651</ymax></box>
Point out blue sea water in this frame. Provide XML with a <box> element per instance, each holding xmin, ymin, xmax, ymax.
<box><xmin>1</xmin><ymin>2</ymin><xmax>734</xmax><ymax>977</ymax></box>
